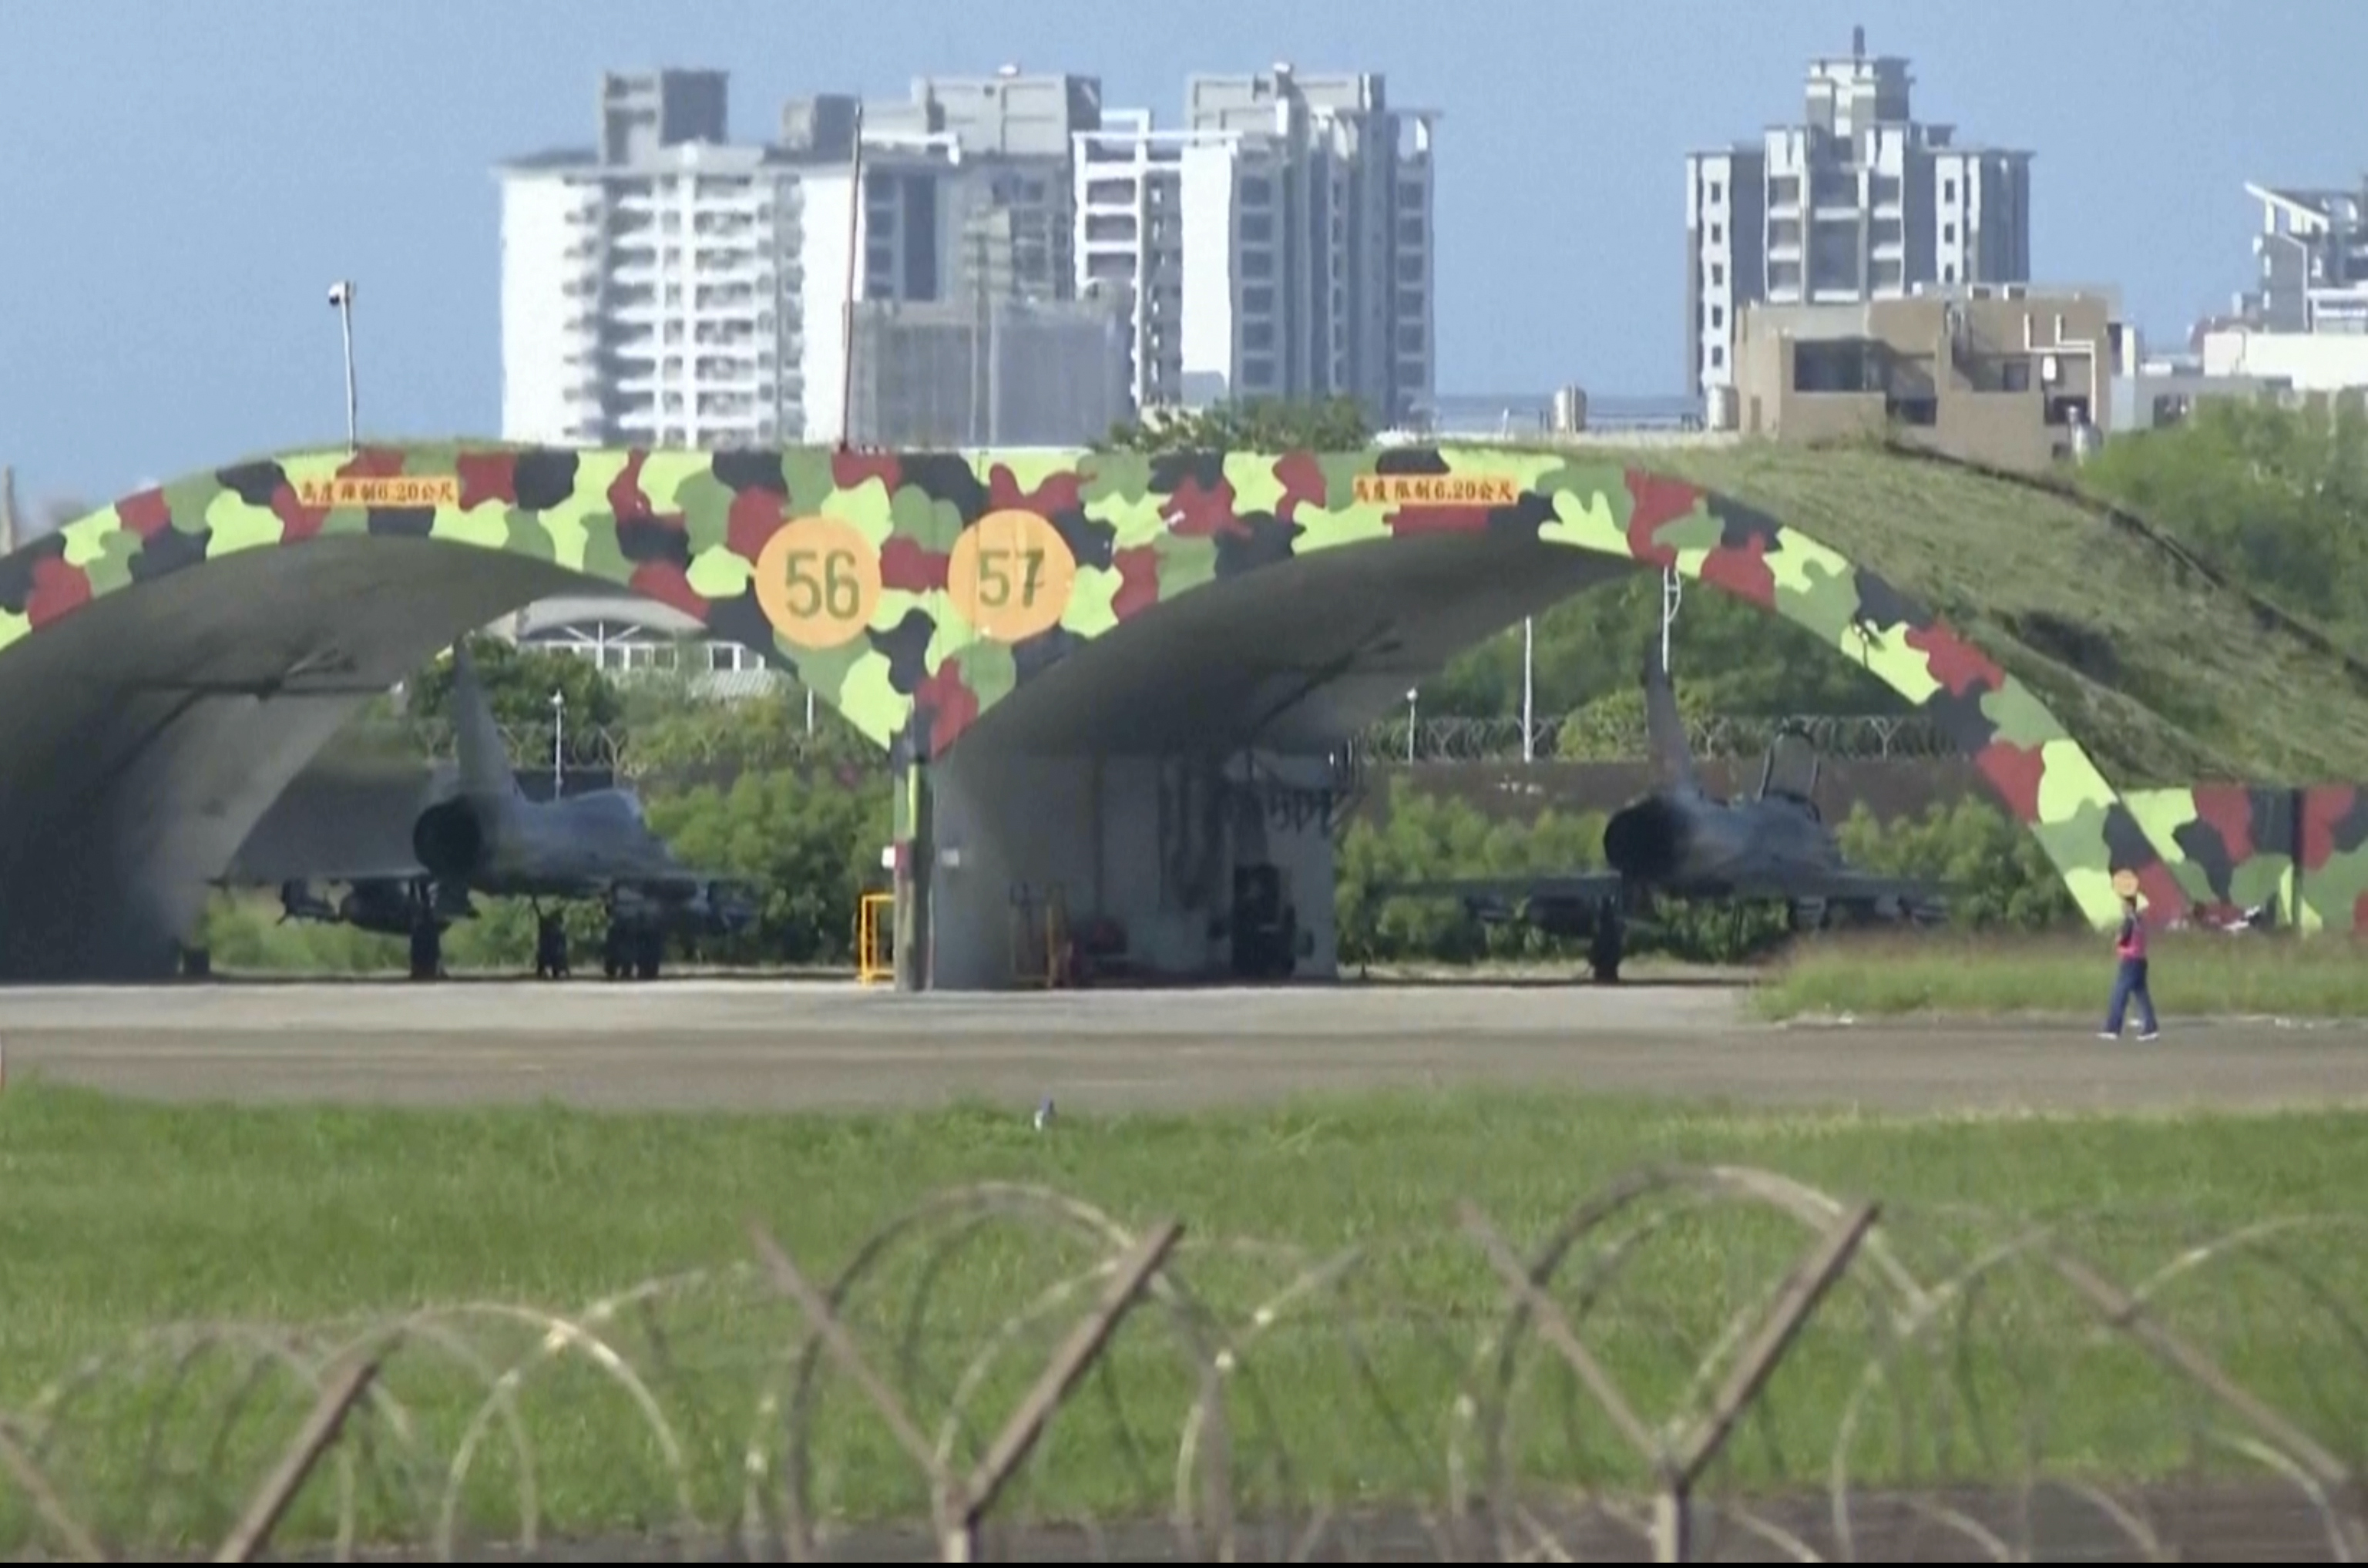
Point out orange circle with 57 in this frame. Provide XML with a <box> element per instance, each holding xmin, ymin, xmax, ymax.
<box><xmin>754</xmin><ymin>516</ymin><xmax>882</xmax><ymax>649</ymax></box>
<box><xmin>946</xmin><ymin>509</ymin><xmax>1077</xmax><ymax>642</ymax></box>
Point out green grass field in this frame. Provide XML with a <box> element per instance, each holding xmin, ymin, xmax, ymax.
<box><xmin>1754</xmin><ymin>929</ymin><xmax>2368</xmax><ymax>1020</ymax></box>
<box><xmin>1615</xmin><ymin>442</ymin><xmax>2368</xmax><ymax>785</ymax></box>
<box><xmin>3</xmin><ymin>1081</ymin><xmax>2364</xmax><ymax>1554</ymax></box>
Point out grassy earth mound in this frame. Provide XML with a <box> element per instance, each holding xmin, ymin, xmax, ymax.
<box><xmin>1615</xmin><ymin>442</ymin><xmax>2368</xmax><ymax>785</ymax></box>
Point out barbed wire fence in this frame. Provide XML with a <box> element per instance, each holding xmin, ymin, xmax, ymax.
<box><xmin>1356</xmin><ymin>713</ymin><xmax>1954</xmax><ymax>766</ymax></box>
<box><xmin>4</xmin><ymin>1164</ymin><xmax>2363</xmax><ymax>1563</ymax></box>
<box><xmin>354</xmin><ymin>711</ymin><xmax>1953</xmax><ymax>785</ymax></box>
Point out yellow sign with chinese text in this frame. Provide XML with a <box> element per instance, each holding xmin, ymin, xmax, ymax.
<box><xmin>294</xmin><ymin>475</ymin><xmax>460</xmax><ymax>509</ymax></box>
<box><xmin>1350</xmin><ymin>474</ymin><xmax>1519</xmax><ymax>508</ymax></box>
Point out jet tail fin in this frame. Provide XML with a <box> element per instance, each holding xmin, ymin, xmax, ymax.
<box><xmin>1642</xmin><ymin>633</ymin><xmax>1698</xmax><ymax>791</ymax></box>
<box><xmin>449</xmin><ymin>643</ymin><xmax>521</xmax><ymax>804</ymax></box>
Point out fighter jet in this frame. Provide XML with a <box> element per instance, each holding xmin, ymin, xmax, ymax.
<box><xmin>1376</xmin><ymin>636</ymin><xmax>1950</xmax><ymax>982</ymax></box>
<box><xmin>237</xmin><ymin>642</ymin><xmax>757</xmax><ymax>981</ymax></box>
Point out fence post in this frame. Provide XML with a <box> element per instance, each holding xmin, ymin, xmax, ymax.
<box><xmin>942</xmin><ymin>1220</ymin><xmax>1183</xmax><ymax>1560</ymax></box>
<box><xmin>213</xmin><ymin>1356</ymin><xmax>381</xmax><ymax>1563</ymax></box>
<box><xmin>1654</xmin><ymin>1203</ymin><xmax>1879</xmax><ymax>1562</ymax></box>
<box><xmin>1463</xmin><ymin>1197</ymin><xmax>1877</xmax><ymax>1566</ymax></box>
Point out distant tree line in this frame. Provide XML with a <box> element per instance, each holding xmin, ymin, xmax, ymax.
<box><xmin>2073</xmin><ymin>398</ymin><xmax>2368</xmax><ymax>657</ymax></box>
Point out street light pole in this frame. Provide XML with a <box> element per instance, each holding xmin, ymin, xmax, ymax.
<box><xmin>549</xmin><ymin>689</ymin><xmax>566</xmax><ymax>800</ymax></box>
<box><xmin>1661</xmin><ymin>567</ymin><xmax>1683</xmax><ymax>674</ymax></box>
<box><xmin>1521</xmin><ymin>616</ymin><xmax>1535</xmax><ymax>763</ymax></box>
<box><xmin>327</xmin><ymin>280</ymin><xmax>358</xmax><ymax>449</ymax></box>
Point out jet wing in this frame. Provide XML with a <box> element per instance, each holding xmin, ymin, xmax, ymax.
<box><xmin>1373</xmin><ymin>873</ymin><xmax>1624</xmax><ymax>906</ymax></box>
<box><xmin>1711</xmin><ymin>867</ymin><xmax>1955</xmax><ymax>906</ymax></box>
<box><xmin>221</xmin><ymin>756</ymin><xmax>448</xmax><ymax>888</ymax></box>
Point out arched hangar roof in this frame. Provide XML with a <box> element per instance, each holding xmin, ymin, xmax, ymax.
<box><xmin>0</xmin><ymin>443</ymin><xmax>2172</xmax><ymax>955</ymax></box>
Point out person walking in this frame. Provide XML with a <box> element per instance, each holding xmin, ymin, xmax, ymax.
<box><xmin>2100</xmin><ymin>871</ymin><xmax>2160</xmax><ymax>1041</ymax></box>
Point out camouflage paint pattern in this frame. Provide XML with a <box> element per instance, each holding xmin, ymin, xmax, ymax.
<box><xmin>2125</xmin><ymin>785</ymin><xmax>2368</xmax><ymax>934</ymax></box>
<box><xmin>0</xmin><ymin>442</ymin><xmax>2205</xmax><ymax>931</ymax></box>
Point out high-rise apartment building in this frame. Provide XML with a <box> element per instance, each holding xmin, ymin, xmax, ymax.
<box><xmin>496</xmin><ymin>71</ymin><xmax>898</xmax><ymax>449</ymax></box>
<box><xmin>497</xmin><ymin>69</ymin><xmax>1120</xmax><ymax>451</ymax></box>
<box><xmin>1684</xmin><ymin>30</ymin><xmax>2031</xmax><ymax>404</ymax></box>
<box><xmin>2235</xmin><ymin>180</ymin><xmax>2368</xmax><ymax>334</ymax></box>
<box><xmin>1072</xmin><ymin>66</ymin><xmax>1436</xmax><ymax>425</ymax></box>
<box><xmin>499</xmin><ymin>64</ymin><xmax>1427</xmax><ymax>453</ymax></box>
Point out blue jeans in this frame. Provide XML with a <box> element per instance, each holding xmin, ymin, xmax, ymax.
<box><xmin>2104</xmin><ymin>956</ymin><xmax>2158</xmax><ymax>1035</ymax></box>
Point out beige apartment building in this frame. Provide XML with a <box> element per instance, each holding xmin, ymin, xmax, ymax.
<box><xmin>1727</xmin><ymin>284</ymin><xmax>2131</xmax><ymax>472</ymax></box>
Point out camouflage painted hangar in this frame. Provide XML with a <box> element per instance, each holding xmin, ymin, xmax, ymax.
<box><xmin>0</xmin><ymin>440</ymin><xmax>2357</xmax><ymax>986</ymax></box>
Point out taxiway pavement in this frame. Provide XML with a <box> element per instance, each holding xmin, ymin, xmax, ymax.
<box><xmin>2</xmin><ymin>978</ymin><xmax>2363</xmax><ymax>1116</ymax></box>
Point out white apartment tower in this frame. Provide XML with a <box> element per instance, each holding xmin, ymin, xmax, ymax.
<box><xmin>499</xmin><ymin>65</ymin><xmax>1416</xmax><ymax>450</ymax></box>
<box><xmin>1073</xmin><ymin>66</ymin><xmax>1436</xmax><ymax>425</ymax></box>
<box><xmin>1684</xmin><ymin>30</ymin><xmax>2032</xmax><ymax>402</ymax></box>
<box><xmin>2236</xmin><ymin>179</ymin><xmax>2368</xmax><ymax>334</ymax></box>
<box><xmin>496</xmin><ymin>71</ymin><xmax>896</xmax><ymax>448</ymax></box>
<box><xmin>498</xmin><ymin>69</ymin><xmax>1131</xmax><ymax>451</ymax></box>
<box><xmin>1073</xmin><ymin>110</ymin><xmax>1194</xmax><ymax>408</ymax></box>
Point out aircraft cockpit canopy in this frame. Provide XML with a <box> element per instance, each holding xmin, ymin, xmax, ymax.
<box><xmin>1756</xmin><ymin>724</ymin><xmax>1824</xmax><ymax>819</ymax></box>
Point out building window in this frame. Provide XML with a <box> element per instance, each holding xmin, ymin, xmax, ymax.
<box><xmin>1710</xmin><ymin>345</ymin><xmax>1725</xmax><ymax>368</ymax></box>
<box><xmin>1709</xmin><ymin>180</ymin><xmax>1724</xmax><ymax>204</ymax></box>
<box><xmin>1711</xmin><ymin>262</ymin><xmax>1725</xmax><ymax>287</ymax></box>
<box><xmin>1711</xmin><ymin>222</ymin><xmax>1725</xmax><ymax>244</ymax></box>
<box><xmin>1239</xmin><ymin>175</ymin><xmax>1272</xmax><ymax>205</ymax></box>
<box><xmin>1943</xmin><ymin>178</ymin><xmax>1957</xmax><ymax>203</ymax></box>
<box><xmin>1711</xmin><ymin>304</ymin><xmax>1725</xmax><ymax>328</ymax></box>
<box><xmin>1943</xmin><ymin>263</ymin><xmax>1957</xmax><ymax>283</ymax></box>
<box><xmin>1943</xmin><ymin>221</ymin><xmax>1957</xmax><ymax>244</ymax></box>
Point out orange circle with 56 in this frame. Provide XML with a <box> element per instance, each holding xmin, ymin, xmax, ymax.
<box><xmin>754</xmin><ymin>516</ymin><xmax>882</xmax><ymax>649</ymax></box>
<box><xmin>946</xmin><ymin>509</ymin><xmax>1077</xmax><ymax>643</ymax></box>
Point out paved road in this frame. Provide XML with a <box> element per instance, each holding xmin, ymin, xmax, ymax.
<box><xmin>3</xmin><ymin>978</ymin><xmax>2363</xmax><ymax>1115</ymax></box>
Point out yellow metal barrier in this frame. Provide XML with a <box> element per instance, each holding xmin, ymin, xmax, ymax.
<box><xmin>856</xmin><ymin>892</ymin><xmax>894</xmax><ymax>985</ymax></box>
<box><xmin>1008</xmin><ymin>883</ymin><xmax>1070</xmax><ymax>988</ymax></box>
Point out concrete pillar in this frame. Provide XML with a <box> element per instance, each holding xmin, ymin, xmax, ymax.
<box><xmin>892</xmin><ymin>725</ymin><xmax>935</xmax><ymax>992</ymax></box>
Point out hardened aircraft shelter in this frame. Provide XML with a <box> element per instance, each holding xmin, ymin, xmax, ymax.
<box><xmin>0</xmin><ymin>441</ymin><xmax>2178</xmax><ymax>987</ymax></box>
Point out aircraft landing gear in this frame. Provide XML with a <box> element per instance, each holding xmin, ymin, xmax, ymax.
<box><xmin>602</xmin><ymin>919</ymin><xmax>663</xmax><ymax>982</ymax></box>
<box><xmin>408</xmin><ymin>919</ymin><xmax>443</xmax><ymax>981</ymax></box>
<box><xmin>532</xmin><ymin>902</ymin><xmax>570</xmax><ymax>981</ymax></box>
<box><xmin>1588</xmin><ymin>898</ymin><xmax>1625</xmax><ymax>984</ymax></box>
<box><xmin>406</xmin><ymin>878</ymin><xmax>444</xmax><ymax>982</ymax></box>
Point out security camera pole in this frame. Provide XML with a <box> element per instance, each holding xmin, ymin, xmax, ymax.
<box><xmin>327</xmin><ymin>280</ymin><xmax>358</xmax><ymax>450</ymax></box>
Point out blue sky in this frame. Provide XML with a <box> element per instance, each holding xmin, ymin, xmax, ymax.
<box><xmin>2</xmin><ymin>0</ymin><xmax>2356</xmax><ymax>509</ymax></box>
